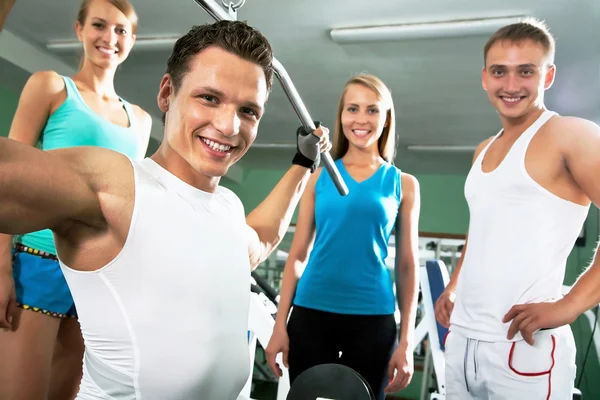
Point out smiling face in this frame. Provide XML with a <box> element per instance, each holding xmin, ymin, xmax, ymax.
<box><xmin>75</xmin><ymin>0</ymin><xmax>136</xmax><ymax>70</ymax></box>
<box><xmin>157</xmin><ymin>46</ymin><xmax>267</xmax><ymax>191</ymax></box>
<box><xmin>482</xmin><ymin>39</ymin><xmax>555</xmax><ymax>123</ymax></box>
<box><xmin>340</xmin><ymin>83</ymin><xmax>389</xmax><ymax>153</ymax></box>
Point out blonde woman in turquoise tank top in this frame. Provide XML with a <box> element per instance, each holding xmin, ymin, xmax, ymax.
<box><xmin>265</xmin><ymin>74</ymin><xmax>421</xmax><ymax>399</ymax></box>
<box><xmin>0</xmin><ymin>1</ymin><xmax>151</xmax><ymax>399</ymax></box>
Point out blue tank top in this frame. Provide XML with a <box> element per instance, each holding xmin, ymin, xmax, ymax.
<box><xmin>18</xmin><ymin>76</ymin><xmax>144</xmax><ymax>255</ymax></box>
<box><xmin>293</xmin><ymin>158</ymin><xmax>402</xmax><ymax>315</ymax></box>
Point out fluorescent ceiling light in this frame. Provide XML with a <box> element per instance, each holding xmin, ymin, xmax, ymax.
<box><xmin>330</xmin><ymin>16</ymin><xmax>526</xmax><ymax>44</ymax></box>
<box><xmin>406</xmin><ymin>145</ymin><xmax>476</xmax><ymax>153</ymax></box>
<box><xmin>46</xmin><ymin>36</ymin><xmax>179</xmax><ymax>52</ymax></box>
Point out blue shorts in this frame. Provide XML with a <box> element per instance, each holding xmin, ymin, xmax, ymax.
<box><xmin>12</xmin><ymin>243</ymin><xmax>77</xmax><ymax>318</ymax></box>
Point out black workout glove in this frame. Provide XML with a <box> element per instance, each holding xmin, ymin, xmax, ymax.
<box><xmin>292</xmin><ymin>121</ymin><xmax>321</xmax><ymax>173</ymax></box>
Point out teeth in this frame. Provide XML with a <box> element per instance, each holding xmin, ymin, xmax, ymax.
<box><xmin>97</xmin><ymin>47</ymin><xmax>117</xmax><ymax>55</ymax></box>
<box><xmin>353</xmin><ymin>129</ymin><xmax>370</xmax><ymax>136</ymax></box>
<box><xmin>503</xmin><ymin>97</ymin><xmax>521</xmax><ymax>103</ymax></box>
<box><xmin>201</xmin><ymin>138</ymin><xmax>231</xmax><ymax>152</ymax></box>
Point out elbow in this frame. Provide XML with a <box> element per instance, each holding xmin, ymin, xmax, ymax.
<box><xmin>397</xmin><ymin>258</ymin><xmax>419</xmax><ymax>276</ymax></box>
<box><xmin>249</xmin><ymin>247</ymin><xmax>268</xmax><ymax>271</ymax></box>
<box><xmin>250</xmin><ymin>260</ymin><xmax>260</xmax><ymax>272</ymax></box>
<box><xmin>286</xmin><ymin>250</ymin><xmax>309</xmax><ymax>278</ymax></box>
<box><xmin>270</xmin><ymin>231</ymin><xmax>284</xmax><ymax>252</ymax></box>
<box><xmin>251</xmin><ymin>242</ymin><xmax>270</xmax><ymax>271</ymax></box>
<box><xmin>254</xmin><ymin>224</ymin><xmax>283</xmax><ymax>256</ymax></box>
<box><xmin>249</xmin><ymin>230</ymin><xmax>284</xmax><ymax>270</ymax></box>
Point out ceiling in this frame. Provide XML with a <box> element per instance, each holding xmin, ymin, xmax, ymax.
<box><xmin>3</xmin><ymin>0</ymin><xmax>600</xmax><ymax>174</ymax></box>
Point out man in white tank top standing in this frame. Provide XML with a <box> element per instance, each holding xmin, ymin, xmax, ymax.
<box><xmin>434</xmin><ymin>19</ymin><xmax>600</xmax><ymax>399</ymax></box>
<box><xmin>0</xmin><ymin>21</ymin><xmax>331</xmax><ymax>399</ymax></box>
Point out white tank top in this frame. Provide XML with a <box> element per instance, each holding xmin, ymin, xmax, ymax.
<box><xmin>450</xmin><ymin>110</ymin><xmax>589</xmax><ymax>342</ymax></box>
<box><xmin>60</xmin><ymin>158</ymin><xmax>251</xmax><ymax>399</ymax></box>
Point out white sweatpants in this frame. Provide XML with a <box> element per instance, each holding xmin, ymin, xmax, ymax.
<box><xmin>444</xmin><ymin>325</ymin><xmax>576</xmax><ymax>399</ymax></box>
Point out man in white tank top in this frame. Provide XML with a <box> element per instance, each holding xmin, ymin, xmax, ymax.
<box><xmin>434</xmin><ymin>19</ymin><xmax>600</xmax><ymax>399</ymax></box>
<box><xmin>0</xmin><ymin>21</ymin><xmax>332</xmax><ymax>399</ymax></box>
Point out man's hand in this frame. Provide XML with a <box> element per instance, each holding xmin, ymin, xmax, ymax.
<box><xmin>384</xmin><ymin>341</ymin><xmax>414</xmax><ymax>394</ymax></box>
<box><xmin>314</xmin><ymin>126</ymin><xmax>331</xmax><ymax>154</ymax></box>
<box><xmin>502</xmin><ymin>299</ymin><xmax>577</xmax><ymax>345</ymax></box>
<box><xmin>292</xmin><ymin>123</ymin><xmax>330</xmax><ymax>172</ymax></box>
<box><xmin>434</xmin><ymin>286</ymin><xmax>456</xmax><ymax>328</ymax></box>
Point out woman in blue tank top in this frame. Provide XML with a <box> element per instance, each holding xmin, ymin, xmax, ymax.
<box><xmin>0</xmin><ymin>1</ymin><xmax>151</xmax><ymax>398</ymax></box>
<box><xmin>265</xmin><ymin>74</ymin><xmax>421</xmax><ymax>399</ymax></box>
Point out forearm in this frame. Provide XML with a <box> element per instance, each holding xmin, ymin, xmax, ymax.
<box><xmin>446</xmin><ymin>263</ymin><xmax>462</xmax><ymax>291</ymax></box>
<box><xmin>274</xmin><ymin>259</ymin><xmax>302</xmax><ymax>329</ymax></box>
<box><xmin>562</xmin><ymin>243</ymin><xmax>600</xmax><ymax>319</ymax></box>
<box><xmin>446</xmin><ymin>239</ymin><xmax>468</xmax><ymax>290</ymax></box>
<box><xmin>396</xmin><ymin>262</ymin><xmax>419</xmax><ymax>344</ymax></box>
<box><xmin>0</xmin><ymin>138</ymin><xmax>100</xmax><ymax>235</ymax></box>
<box><xmin>0</xmin><ymin>138</ymin><xmax>51</xmax><ymax>234</ymax></box>
<box><xmin>246</xmin><ymin>165</ymin><xmax>310</xmax><ymax>262</ymax></box>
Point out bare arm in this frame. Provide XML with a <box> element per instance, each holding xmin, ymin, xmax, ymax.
<box><xmin>0</xmin><ymin>70</ymin><xmax>66</xmax><ymax>269</ymax></box>
<box><xmin>445</xmin><ymin>238</ymin><xmax>469</xmax><ymax>290</ymax></box>
<box><xmin>246</xmin><ymin>125</ymin><xmax>328</xmax><ymax>270</ymax></box>
<box><xmin>446</xmin><ymin>137</ymin><xmax>493</xmax><ymax>287</ymax></box>
<box><xmin>0</xmin><ymin>239</ymin><xmax>11</xmax><ymax>269</ymax></box>
<box><xmin>503</xmin><ymin>118</ymin><xmax>600</xmax><ymax>344</ymax></box>
<box><xmin>434</xmin><ymin>137</ymin><xmax>491</xmax><ymax>327</ymax></box>
<box><xmin>0</xmin><ymin>138</ymin><xmax>104</xmax><ymax>235</ymax></box>
<box><xmin>273</xmin><ymin>170</ymin><xmax>319</xmax><ymax>329</ymax></box>
<box><xmin>395</xmin><ymin>174</ymin><xmax>421</xmax><ymax>346</ymax></box>
<box><xmin>245</xmin><ymin>165</ymin><xmax>311</xmax><ymax>270</ymax></box>
<box><xmin>432</xmin><ymin>236</ymin><xmax>469</xmax><ymax>327</ymax></box>
<box><xmin>558</xmin><ymin>118</ymin><xmax>600</xmax><ymax>318</ymax></box>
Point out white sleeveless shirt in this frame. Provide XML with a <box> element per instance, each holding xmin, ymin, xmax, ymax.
<box><xmin>60</xmin><ymin>158</ymin><xmax>251</xmax><ymax>399</ymax></box>
<box><xmin>450</xmin><ymin>110</ymin><xmax>589</xmax><ymax>342</ymax></box>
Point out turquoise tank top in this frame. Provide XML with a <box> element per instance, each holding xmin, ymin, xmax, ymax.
<box><xmin>18</xmin><ymin>76</ymin><xmax>144</xmax><ymax>255</ymax></box>
<box><xmin>293</xmin><ymin>158</ymin><xmax>402</xmax><ymax>315</ymax></box>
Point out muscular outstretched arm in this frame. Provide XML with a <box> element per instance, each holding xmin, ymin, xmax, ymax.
<box><xmin>0</xmin><ymin>138</ymin><xmax>103</xmax><ymax>235</ymax></box>
<box><xmin>0</xmin><ymin>70</ymin><xmax>64</xmax><ymax>266</ymax></box>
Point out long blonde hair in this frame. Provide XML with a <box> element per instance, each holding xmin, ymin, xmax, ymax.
<box><xmin>330</xmin><ymin>74</ymin><xmax>396</xmax><ymax>162</ymax></box>
<box><xmin>75</xmin><ymin>0</ymin><xmax>138</xmax><ymax>70</ymax></box>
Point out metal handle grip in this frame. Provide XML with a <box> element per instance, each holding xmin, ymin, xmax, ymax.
<box><xmin>193</xmin><ymin>0</ymin><xmax>349</xmax><ymax>196</ymax></box>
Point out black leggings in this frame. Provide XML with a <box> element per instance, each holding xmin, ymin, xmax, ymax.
<box><xmin>287</xmin><ymin>305</ymin><xmax>397</xmax><ymax>400</ymax></box>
